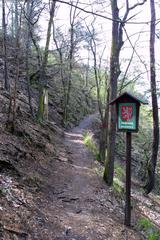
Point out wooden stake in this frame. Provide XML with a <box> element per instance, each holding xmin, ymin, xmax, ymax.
<box><xmin>125</xmin><ymin>131</ymin><xmax>131</xmax><ymax>226</ymax></box>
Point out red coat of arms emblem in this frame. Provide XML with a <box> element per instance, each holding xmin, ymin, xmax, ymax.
<box><xmin>121</xmin><ymin>106</ymin><xmax>133</xmax><ymax>121</ymax></box>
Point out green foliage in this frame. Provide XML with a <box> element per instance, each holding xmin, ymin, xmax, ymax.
<box><xmin>89</xmin><ymin>68</ymin><xmax>108</xmax><ymax>105</ymax></box>
<box><xmin>47</xmin><ymin>53</ymin><xmax>56</xmax><ymax>65</ymax></box>
<box><xmin>137</xmin><ymin>218</ymin><xmax>153</xmax><ymax>230</ymax></box>
<box><xmin>113</xmin><ymin>177</ymin><xmax>124</xmax><ymax>195</ymax></box>
<box><xmin>113</xmin><ymin>164</ymin><xmax>125</xmax><ymax>196</ymax></box>
<box><xmin>59</xmin><ymin>68</ymin><xmax>96</xmax><ymax>126</ymax></box>
<box><xmin>148</xmin><ymin>232</ymin><xmax>160</xmax><ymax>240</ymax></box>
<box><xmin>83</xmin><ymin>131</ymin><xmax>99</xmax><ymax>160</ymax></box>
<box><xmin>114</xmin><ymin>163</ymin><xmax>125</xmax><ymax>179</ymax></box>
<box><xmin>37</xmin><ymin>93</ymin><xmax>44</xmax><ymax>123</ymax></box>
<box><xmin>137</xmin><ymin>217</ymin><xmax>160</xmax><ymax>240</ymax></box>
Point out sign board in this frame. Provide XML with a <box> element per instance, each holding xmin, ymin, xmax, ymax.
<box><xmin>118</xmin><ymin>103</ymin><xmax>136</xmax><ymax>130</ymax></box>
<box><xmin>109</xmin><ymin>92</ymin><xmax>148</xmax><ymax>226</ymax></box>
<box><xmin>110</xmin><ymin>92</ymin><xmax>147</xmax><ymax>132</ymax></box>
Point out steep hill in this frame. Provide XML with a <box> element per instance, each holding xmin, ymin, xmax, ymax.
<box><xmin>0</xmin><ymin>95</ymin><xmax>141</xmax><ymax>239</ymax></box>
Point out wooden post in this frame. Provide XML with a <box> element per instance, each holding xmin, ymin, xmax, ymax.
<box><xmin>125</xmin><ymin>131</ymin><xmax>131</xmax><ymax>226</ymax></box>
<box><xmin>109</xmin><ymin>92</ymin><xmax>148</xmax><ymax>226</ymax></box>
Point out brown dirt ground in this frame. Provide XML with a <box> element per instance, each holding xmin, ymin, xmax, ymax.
<box><xmin>1</xmin><ymin>110</ymin><xmax>159</xmax><ymax>240</ymax></box>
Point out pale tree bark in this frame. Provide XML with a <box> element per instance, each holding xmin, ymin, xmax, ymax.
<box><xmin>37</xmin><ymin>0</ymin><xmax>56</xmax><ymax>122</ymax></box>
<box><xmin>144</xmin><ymin>0</ymin><xmax>159</xmax><ymax>194</ymax></box>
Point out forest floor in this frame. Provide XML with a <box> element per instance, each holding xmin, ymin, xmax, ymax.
<box><xmin>1</xmin><ymin>109</ymin><xmax>160</xmax><ymax>239</ymax></box>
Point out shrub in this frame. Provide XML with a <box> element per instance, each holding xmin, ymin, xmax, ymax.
<box><xmin>137</xmin><ymin>217</ymin><xmax>160</xmax><ymax>240</ymax></box>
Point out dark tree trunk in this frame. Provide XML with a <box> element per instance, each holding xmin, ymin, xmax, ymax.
<box><xmin>53</xmin><ymin>22</ymin><xmax>67</xmax><ymax>124</ymax></box>
<box><xmin>144</xmin><ymin>0</ymin><xmax>159</xmax><ymax>194</ymax></box>
<box><xmin>103</xmin><ymin>1</ymin><xmax>120</xmax><ymax>185</ymax></box>
<box><xmin>25</xmin><ymin>0</ymin><xmax>34</xmax><ymax>117</ymax></box>
<box><xmin>14</xmin><ymin>0</ymin><xmax>19</xmax><ymax>37</ymax></box>
<box><xmin>103</xmin><ymin>0</ymin><xmax>147</xmax><ymax>186</ymax></box>
<box><xmin>2</xmin><ymin>0</ymin><xmax>9</xmax><ymax>91</ymax></box>
<box><xmin>6</xmin><ymin>7</ymin><xmax>22</xmax><ymax>133</ymax></box>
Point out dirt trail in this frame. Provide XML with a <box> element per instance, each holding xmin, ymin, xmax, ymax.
<box><xmin>50</xmin><ymin>114</ymin><xmax>142</xmax><ymax>240</ymax></box>
<box><xmin>0</xmin><ymin>114</ymin><xmax>145</xmax><ymax>240</ymax></box>
<box><xmin>1</xmin><ymin>113</ymin><xmax>160</xmax><ymax>240</ymax></box>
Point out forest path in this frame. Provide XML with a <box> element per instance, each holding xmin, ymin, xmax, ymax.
<box><xmin>50</xmin><ymin>114</ymin><xmax>142</xmax><ymax>240</ymax></box>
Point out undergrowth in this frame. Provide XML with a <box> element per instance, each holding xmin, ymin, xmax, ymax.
<box><xmin>83</xmin><ymin>132</ymin><xmax>125</xmax><ymax>197</ymax></box>
<box><xmin>137</xmin><ymin>217</ymin><xmax>160</xmax><ymax>240</ymax></box>
<box><xmin>113</xmin><ymin>163</ymin><xmax>125</xmax><ymax>196</ymax></box>
<box><xmin>83</xmin><ymin>131</ymin><xmax>99</xmax><ymax>160</ymax></box>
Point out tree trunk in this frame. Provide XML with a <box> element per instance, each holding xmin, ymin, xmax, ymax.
<box><xmin>53</xmin><ymin>21</ymin><xmax>67</xmax><ymax>124</ymax></box>
<box><xmin>102</xmin><ymin>0</ymin><xmax>147</xmax><ymax>185</ymax></box>
<box><xmin>6</xmin><ymin>6</ymin><xmax>22</xmax><ymax>132</ymax></box>
<box><xmin>37</xmin><ymin>1</ymin><xmax>56</xmax><ymax>122</ymax></box>
<box><xmin>64</xmin><ymin>0</ymin><xmax>79</xmax><ymax>123</ymax></box>
<box><xmin>2</xmin><ymin>0</ymin><xmax>9</xmax><ymax>91</ymax></box>
<box><xmin>144</xmin><ymin>0</ymin><xmax>159</xmax><ymax>194</ymax></box>
<box><xmin>99</xmin><ymin>86</ymin><xmax>109</xmax><ymax>162</ymax></box>
<box><xmin>65</xmin><ymin>13</ymin><xmax>74</xmax><ymax>123</ymax></box>
<box><xmin>25</xmin><ymin>0</ymin><xmax>34</xmax><ymax>117</ymax></box>
<box><xmin>99</xmin><ymin>127</ymin><xmax>107</xmax><ymax>162</ymax></box>
<box><xmin>14</xmin><ymin>0</ymin><xmax>19</xmax><ymax>37</ymax></box>
<box><xmin>103</xmin><ymin>0</ymin><xmax>120</xmax><ymax>185</ymax></box>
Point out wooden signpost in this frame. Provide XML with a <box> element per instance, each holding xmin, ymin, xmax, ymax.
<box><xmin>110</xmin><ymin>92</ymin><xmax>147</xmax><ymax>226</ymax></box>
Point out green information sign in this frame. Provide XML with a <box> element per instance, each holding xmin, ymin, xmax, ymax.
<box><xmin>118</xmin><ymin>103</ymin><xmax>136</xmax><ymax>130</ymax></box>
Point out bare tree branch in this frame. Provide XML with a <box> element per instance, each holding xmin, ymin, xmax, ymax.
<box><xmin>55</xmin><ymin>0</ymin><xmax>159</xmax><ymax>25</ymax></box>
<box><xmin>123</xmin><ymin>26</ymin><xmax>149</xmax><ymax>83</ymax></box>
<box><xmin>128</xmin><ymin>0</ymin><xmax>147</xmax><ymax>11</ymax></box>
<box><xmin>119</xmin><ymin>29</ymin><xmax>143</xmax><ymax>93</ymax></box>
